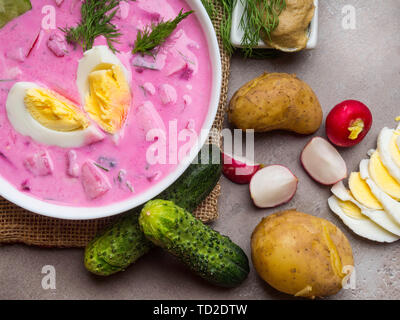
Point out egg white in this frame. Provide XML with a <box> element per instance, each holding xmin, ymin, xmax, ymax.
<box><xmin>328</xmin><ymin>196</ymin><xmax>399</xmax><ymax>243</ymax></box>
<box><xmin>76</xmin><ymin>45</ymin><xmax>132</xmax><ymax>106</ymax></box>
<box><xmin>360</xmin><ymin>158</ymin><xmax>400</xmax><ymax>225</ymax></box>
<box><xmin>332</xmin><ymin>181</ymin><xmax>400</xmax><ymax>236</ymax></box>
<box><xmin>377</xmin><ymin>127</ymin><xmax>400</xmax><ymax>183</ymax></box>
<box><xmin>6</xmin><ymin>82</ymin><xmax>105</xmax><ymax>148</ymax></box>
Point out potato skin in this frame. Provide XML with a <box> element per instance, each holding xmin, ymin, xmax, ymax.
<box><xmin>251</xmin><ymin>210</ymin><xmax>354</xmax><ymax>298</ymax></box>
<box><xmin>228</xmin><ymin>73</ymin><xmax>322</xmax><ymax>134</ymax></box>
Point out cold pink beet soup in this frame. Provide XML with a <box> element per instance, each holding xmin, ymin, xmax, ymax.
<box><xmin>0</xmin><ymin>0</ymin><xmax>212</xmax><ymax>207</ymax></box>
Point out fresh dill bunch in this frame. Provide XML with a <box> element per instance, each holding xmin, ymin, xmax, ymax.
<box><xmin>219</xmin><ymin>0</ymin><xmax>236</xmax><ymax>56</ymax></box>
<box><xmin>132</xmin><ymin>10</ymin><xmax>193</xmax><ymax>55</ymax></box>
<box><xmin>239</xmin><ymin>0</ymin><xmax>286</xmax><ymax>57</ymax></box>
<box><xmin>61</xmin><ymin>0</ymin><xmax>123</xmax><ymax>53</ymax></box>
<box><xmin>200</xmin><ymin>0</ymin><xmax>235</xmax><ymax>55</ymax></box>
<box><xmin>201</xmin><ymin>0</ymin><xmax>216</xmax><ymax>19</ymax></box>
<box><xmin>202</xmin><ymin>0</ymin><xmax>280</xmax><ymax>58</ymax></box>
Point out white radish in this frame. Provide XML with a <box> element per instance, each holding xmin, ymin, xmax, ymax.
<box><xmin>249</xmin><ymin>165</ymin><xmax>298</xmax><ymax>208</ymax></box>
<box><xmin>301</xmin><ymin>137</ymin><xmax>347</xmax><ymax>185</ymax></box>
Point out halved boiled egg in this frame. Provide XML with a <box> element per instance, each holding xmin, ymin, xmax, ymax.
<box><xmin>377</xmin><ymin>127</ymin><xmax>400</xmax><ymax>184</ymax></box>
<box><xmin>331</xmin><ymin>181</ymin><xmax>400</xmax><ymax>237</ymax></box>
<box><xmin>360</xmin><ymin>159</ymin><xmax>400</xmax><ymax>225</ymax></box>
<box><xmin>368</xmin><ymin>150</ymin><xmax>400</xmax><ymax>200</ymax></box>
<box><xmin>77</xmin><ymin>46</ymin><xmax>132</xmax><ymax>134</ymax></box>
<box><xmin>328</xmin><ymin>196</ymin><xmax>399</xmax><ymax>243</ymax></box>
<box><xmin>6</xmin><ymin>82</ymin><xmax>105</xmax><ymax>148</ymax></box>
<box><xmin>348</xmin><ymin>172</ymin><xmax>382</xmax><ymax>210</ymax></box>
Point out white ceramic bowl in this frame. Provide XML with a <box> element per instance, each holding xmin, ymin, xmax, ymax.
<box><xmin>231</xmin><ymin>0</ymin><xmax>318</xmax><ymax>50</ymax></box>
<box><xmin>0</xmin><ymin>0</ymin><xmax>222</xmax><ymax>220</ymax></box>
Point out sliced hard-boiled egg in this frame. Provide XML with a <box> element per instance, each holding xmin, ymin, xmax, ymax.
<box><xmin>348</xmin><ymin>172</ymin><xmax>382</xmax><ymax>210</ymax></box>
<box><xmin>377</xmin><ymin>127</ymin><xmax>400</xmax><ymax>183</ymax></box>
<box><xmin>368</xmin><ymin>150</ymin><xmax>400</xmax><ymax>200</ymax></box>
<box><xmin>77</xmin><ymin>46</ymin><xmax>132</xmax><ymax>134</ymax></box>
<box><xmin>360</xmin><ymin>159</ymin><xmax>400</xmax><ymax>225</ymax></box>
<box><xmin>328</xmin><ymin>196</ymin><xmax>399</xmax><ymax>243</ymax></box>
<box><xmin>332</xmin><ymin>181</ymin><xmax>400</xmax><ymax>236</ymax></box>
<box><xmin>6</xmin><ymin>82</ymin><xmax>105</xmax><ymax>148</ymax></box>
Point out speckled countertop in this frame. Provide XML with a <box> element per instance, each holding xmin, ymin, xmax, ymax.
<box><xmin>1</xmin><ymin>0</ymin><xmax>399</xmax><ymax>300</ymax></box>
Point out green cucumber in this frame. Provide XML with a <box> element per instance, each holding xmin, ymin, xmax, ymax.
<box><xmin>0</xmin><ymin>0</ymin><xmax>32</xmax><ymax>29</ymax></box>
<box><xmin>156</xmin><ymin>144</ymin><xmax>221</xmax><ymax>213</ymax></box>
<box><xmin>139</xmin><ymin>200</ymin><xmax>250</xmax><ymax>288</ymax></box>
<box><xmin>84</xmin><ymin>212</ymin><xmax>152</xmax><ymax>275</ymax></box>
<box><xmin>85</xmin><ymin>144</ymin><xmax>222</xmax><ymax>276</ymax></box>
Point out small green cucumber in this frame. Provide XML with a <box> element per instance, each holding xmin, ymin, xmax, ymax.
<box><xmin>84</xmin><ymin>211</ymin><xmax>152</xmax><ymax>275</ymax></box>
<box><xmin>139</xmin><ymin>200</ymin><xmax>250</xmax><ymax>288</ymax></box>
<box><xmin>84</xmin><ymin>144</ymin><xmax>222</xmax><ymax>276</ymax></box>
<box><xmin>0</xmin><ymin>0</ymin><xmax>32</xmax><ymax>29</ymax></box>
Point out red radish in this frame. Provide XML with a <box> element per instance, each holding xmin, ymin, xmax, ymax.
<box><xmin>249</xmin><ymin>165</ymin><xmax>298</xmax><ymax>208</ymax></box>
<box><xmin>326</xmin><ymin>100</ymin><xmax>372</xmax><ymax>147</ymax></box>
<box><xmin>301</xmin><ymin>137</ymin><xmax>347</xmax><ymax>185</ymax></box>
<box><xmin>26</xmin><ymin>30</ymin><xmax>44</xmax><ymax>58</ymax></box>
<box><xmin>222</xmin><ymin>152</ymin><xmax>263</xmax><ymax>184</ymax></box>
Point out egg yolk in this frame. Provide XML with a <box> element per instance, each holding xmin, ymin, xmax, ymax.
<box><xmin>85</xmin><ymin>64</ymin><xmax>131</xmax><ymax>134</ymax></box>
<box><xmin>369</xmin><ymin>151</ymin><xmax>400</xmax><ymax>200</ymax></box>
<box><xmin>25</xmin><ymin>88</ymin><xmax>89</xmax><ymax>132</ymax></box>
<box><xmin>338</xmin><ymin>199</ymin><xmax>366</xmax><ymax>220</ymax></box>
<box><xmin>349</xmin><ymin>172</ymin><xmax>382</xmax><ymax>210</ymax></box>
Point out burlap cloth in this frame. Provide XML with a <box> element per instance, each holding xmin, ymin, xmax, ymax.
<box><xmin>0</xmin><ymin>1</ymin><xmax>230</xmax><ymax>247</ymax></box>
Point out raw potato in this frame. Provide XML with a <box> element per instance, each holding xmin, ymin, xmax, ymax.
<box><xmin>228</xmin><ymin>73</ymin><xmax>322</xmax><ymax>134</ymax></box>
<box><xmin>251</xmin><ymin>210</ymin><xmax>354</xmax><ymax>298</ymax></box>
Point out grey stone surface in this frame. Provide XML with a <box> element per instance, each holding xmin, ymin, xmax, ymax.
<box><xmin>1</xmin><ymin>0</ymin><xmax>400</xmax><ymax>300</ymax></box>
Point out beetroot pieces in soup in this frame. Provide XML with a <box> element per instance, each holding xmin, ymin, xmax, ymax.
<box><xmin>0</xmin><ymin>0</ymin><xmax>212</xmax><ymax>207</ymax></box>
<box><xmin>81</xmin><ymin>162</ymin><xmax>111</xmax><ymax>200</ymax></box>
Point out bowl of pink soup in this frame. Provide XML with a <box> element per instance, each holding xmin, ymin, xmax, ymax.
<box><xmin>0</xmin><ymin>0</ymin><xmax>221</xmax><ymax>219</ymax></box>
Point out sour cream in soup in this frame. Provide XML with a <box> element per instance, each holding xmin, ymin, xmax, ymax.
<box><xmin>0</xmin><ymin>0</ymin><xmax>212</xmax><ymax>207</ymax></box>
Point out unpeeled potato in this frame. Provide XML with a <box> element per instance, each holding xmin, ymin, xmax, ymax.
<box><xmin>228</xmin><ymin>73</ymin><xmax>322</xmax><ymax>134</ymax></box>
<box><xmin>251</xmin><ymin>210</ymin><xmax>354</xmax><ymax>298</ymax></box>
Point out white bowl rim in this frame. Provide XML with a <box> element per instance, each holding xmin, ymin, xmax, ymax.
<box><xmin>0</xmin><ymin>0</ymin><xmax>222</xmax><ymax>220</ymax></box>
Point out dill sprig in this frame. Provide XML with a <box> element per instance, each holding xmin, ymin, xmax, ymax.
<box><xmin>239</xmin><ymin>0</ymin><xmax>286</xmax><ymax>57</ymax></box>
<box><xmin>61</xmin><ymin>0</ymin><xmax>123</xmax><ymax>53</ymax></box>
<box><xmin>200</xmin><ymin>0</ymin><xmax>285</xmax><ymax>58</ymax></box>
<box><xmin>220</xmin><ymin>0</ymin><xmax>236</xmax><ymax>56</ymax></box>
<box><xmin>201</xmin><ymin>0</ymin><xmax>216</xmax><ymax>19</ymax></box>
<box><xmin>132</xmin><ymin>10</ymin><xmax>194</xmax><ymax>55</ymax></box>
<box><xmin>200</xmin><ymin>0</ymin><xmax>235</xmax><ymax>55</ymax></box>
